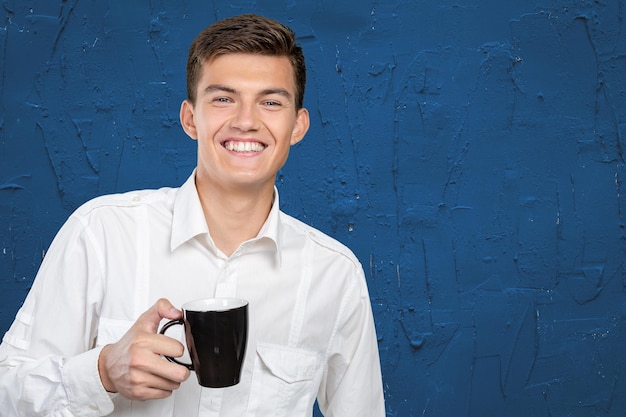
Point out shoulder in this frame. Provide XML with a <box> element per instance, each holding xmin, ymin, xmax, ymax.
<box><xmin>73</xmin><ymin>187</ymin><xmax>178</xmax><ymax>217</ymax></box>
<box><xmin>65</xmin><ymin>187</ymin><xmax>180</xmax><ymax>233</ymax></box>
<box><xmin>279</xmin><ymin>211</ymin><xmax>362</xmax><ymax>269</ymax></box>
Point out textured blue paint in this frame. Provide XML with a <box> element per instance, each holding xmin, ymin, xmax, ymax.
<box><xmin>2</xmin><ymin>1</ymin><xmax>626</xmax><ymax>416</ymax></box>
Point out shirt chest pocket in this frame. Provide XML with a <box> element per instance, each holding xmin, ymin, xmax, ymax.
<box><xmin>96</xmin><ymin>317</ymin><xmax>185</xmax><ymax>347</ymax></box>
<box><xmin>96</xmin><ymin>318</ymin><xmax>135</xmax><ymax>346</ymax></box>
<box><xmin>247</xmin><ymin>342</ymin><xmax>321</xmax><ymax>417</ymax></box>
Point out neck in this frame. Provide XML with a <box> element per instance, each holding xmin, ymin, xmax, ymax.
<box><xmin>196</xmin><ymin>179</ymin><xmax>275</xmax><ymax>257</ymax></box>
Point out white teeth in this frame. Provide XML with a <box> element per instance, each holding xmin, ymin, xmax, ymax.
<box><xmin>225</xmin><ymin>141</ymin><xmax>265</xmax><ymax>152</ymax></box>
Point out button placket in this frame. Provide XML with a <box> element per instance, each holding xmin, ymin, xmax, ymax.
<box><xmin>214</xmin><ymin>257</ymin><xmax>238</xmax><ymax>298</ymax></box>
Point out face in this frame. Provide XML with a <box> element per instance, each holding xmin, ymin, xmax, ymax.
<box><xmin>180</xmin><ymin>53</ymin><xmax>310</xmax><ymax>194</ymax></box>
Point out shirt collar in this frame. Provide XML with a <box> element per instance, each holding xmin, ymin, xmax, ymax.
<box><xmin>170</xmin><ymin>171</ymin><xmax>209</xmax><ymax>252</ymax></box>
<box><xmin>257</xmin><ymin>187</ymin><xmax>282</xmax><ymax>265</ymax></box>
<box><xmin>171</xmin><ymin>171</ymin><xmax>281</xmax><ymax>264</ymax></box>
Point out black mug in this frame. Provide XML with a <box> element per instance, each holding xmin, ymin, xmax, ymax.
<box><xmin>160</xmin><ymin>298</ymin><xmax>249</xmax><ymax>388</ymax></box>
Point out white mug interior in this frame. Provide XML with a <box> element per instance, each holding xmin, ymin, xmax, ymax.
<box><xmin>183</xmin><ymin>298</ymin><xmax>248</xmax><ymax>312</ymax></box>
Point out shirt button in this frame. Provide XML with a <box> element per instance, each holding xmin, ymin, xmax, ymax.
<box><xmin>132</xmin><ymin>196</ymin><xmax>141</xmax><ymax>202</ymax></box>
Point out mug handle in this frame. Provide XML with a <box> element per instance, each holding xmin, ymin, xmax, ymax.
<box><xmin>159</xmin><ymin>319</ymin><xmax>194</xmax><ymax>370</ymax></box>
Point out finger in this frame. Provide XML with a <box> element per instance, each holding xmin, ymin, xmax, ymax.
<box><xmin>128</xmin><ymin>333</ymin><xmax>190</xmax><ymax>379</ymax></box>
<box><xmin>121</xmin><ymin>340</ymin><xmax>190</xmax><ymax>388</ymax></box>
<box><xmin>137</xmin><ymin>298</ymin><xmax>182</xmax><ymax>333</ymax></box>
<box><xmin>150</xmin><ymin>333</ymin><xmax>186</xmax><ymax>359</ymax></box>
<box><xmin>155</xmin><ymin>298</ymin><xmax>183</xmax><ymax>320</ymax></box>
<box><xmin>123</xmin><ymin>370</ymin><xmax>185</xmax><ymax>400</ymax></box>
<box><xmin>148</xmin><ymin>354</ymin><xmax>191</xmax><ymax>383</ymax></box>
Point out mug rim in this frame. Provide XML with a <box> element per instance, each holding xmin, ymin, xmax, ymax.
<box><xmin>182</xmin><ymin>297</ymin><xmax>248</xmax><ymax>312</ymax></box>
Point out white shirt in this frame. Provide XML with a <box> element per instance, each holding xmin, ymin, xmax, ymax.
<box><xmin>0</xmin><ymin>172</ymin><xmax>385</xmax><ymax>417</ymax></box>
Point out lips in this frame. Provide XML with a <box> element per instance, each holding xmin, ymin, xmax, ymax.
<box><xmin>223</xmin><ymin>140</ymin><xmax>266</xmax><ymax>153</ymax></box>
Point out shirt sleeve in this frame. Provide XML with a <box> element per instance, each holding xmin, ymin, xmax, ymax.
<box><xmin>317</xmin><ymin>266</ymin><xmax>386</xmax><ymax>417</ymax></box>
<box><xmin>0</xmin><ymin>215</ymin><xmax>115</xmax><ymax>417</ymax></box>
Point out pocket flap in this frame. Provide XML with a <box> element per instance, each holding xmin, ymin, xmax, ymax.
<box><xmin>96</xmin><ymin>318</ymin><xmax>135</xmax><ymax>346</ymax></box>
<box><xmin>97</xmin><ymin>317</ymin><xmax>185</xmax><ymax>346</ymax></box>
<box><xmin>256</xmin><ymin>343</ymin><xmax>319</xmax><ymax>384</ymax></box>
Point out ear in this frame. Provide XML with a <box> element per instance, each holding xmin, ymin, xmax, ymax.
<box><xmin>180</xmin><ymin>100</ymin><xmax>198</xmax><ymax>140</ymax></box>
<box><xmin>290</xmin><ymin>108</ymin><xmax>310</xmax><ymax>145</ymax></box>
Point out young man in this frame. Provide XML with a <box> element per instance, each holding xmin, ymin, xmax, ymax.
<box><xmin>0</xmin><ymin>14</ymin><xmax>385</xmax><ymax>416</ymax></box>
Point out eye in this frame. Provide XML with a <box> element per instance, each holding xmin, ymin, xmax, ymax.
<box><xmin>263</xmin><ymin>100</ymin><xmax>282</xmax><ymax>108</ymax></box>
<box><xmin>210</xmin><ymin>96</ymin><xmax>234</xmax><ymax>107</ymax></box>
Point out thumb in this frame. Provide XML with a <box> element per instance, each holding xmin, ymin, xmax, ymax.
<box><xmin>138</xmin><ymin>298</ymin><xmax>182</xmax><ymax>333</ymax></box>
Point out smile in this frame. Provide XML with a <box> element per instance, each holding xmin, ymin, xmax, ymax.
<box><xmin>224</xmin><ymin>141</ymin><xmax>266</xmax><ymax>153</ymax></box>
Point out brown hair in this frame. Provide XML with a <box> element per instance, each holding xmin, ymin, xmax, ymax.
<box><xmin>186</xmin><ymin>14</ymin><xmax>306</xmax><ymax>109</ymax></box>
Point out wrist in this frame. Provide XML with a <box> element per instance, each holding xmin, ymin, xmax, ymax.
<box><xmin>97</xmin><ymin>344</ymin><xmax>117</xmax><ymax>393</ymax></box>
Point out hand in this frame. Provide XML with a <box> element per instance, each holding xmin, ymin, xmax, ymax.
<box><xmin>97</xmin><ymin>298</ymin><xmax>191</xmax><ymax>400</ymax></box>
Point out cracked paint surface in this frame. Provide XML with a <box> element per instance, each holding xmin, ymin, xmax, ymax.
<box><xmin>1</xmin><ymin>1</ymin><xmax>626</xmax><ymax>416</ymax></box>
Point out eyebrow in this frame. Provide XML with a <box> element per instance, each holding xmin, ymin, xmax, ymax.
<box><xmin>203</xmin><ymin>84</ymin><xmax>236</xmax><ymax>95</ymax></box>
<box><xmin>203</xmin><ymin>84</ymin><xmax>293</xmax><ymax>100</ymax></box>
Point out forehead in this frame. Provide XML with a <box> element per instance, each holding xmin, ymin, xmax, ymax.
<box><xmin>198</xmin><ymin>53</ymin><xmax>297</xmax><ymax>93</ymax></box>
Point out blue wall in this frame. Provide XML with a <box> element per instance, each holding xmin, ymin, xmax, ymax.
<box><xmin>2</xmin><ymin>1</ymin><xmax>625</xmax><ymax>415</ymax></box>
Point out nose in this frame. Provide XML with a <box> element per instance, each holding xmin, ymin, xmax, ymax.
<box><xmin>231</xmin><ymin>102</ymin><xmax>260</xmax><ymax>132</ymax></box>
